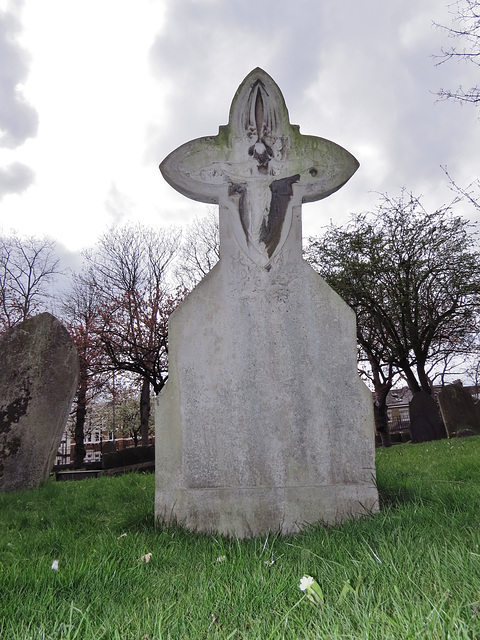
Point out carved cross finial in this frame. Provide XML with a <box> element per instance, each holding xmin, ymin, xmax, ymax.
<box><xmin>161</xmin><ymin>68</ymin><xmax>358</xmax><ymax>266</ymax></box>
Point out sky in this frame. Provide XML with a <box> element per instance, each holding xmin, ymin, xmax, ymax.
<box><xmin>0</xmin><ymin>0</ymin><xmax>479</xmax><ymax>265</ymax></box>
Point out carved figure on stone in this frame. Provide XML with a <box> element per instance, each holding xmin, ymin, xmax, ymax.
<box><xmin>0</xmin><ymin>313</ymin><xmax>78</xmax><ymax>491</ymax></box>
<box><xmin>161</xmin><ymin>68</ymin><xmax>358</xmax><ymax>268</ymax></box>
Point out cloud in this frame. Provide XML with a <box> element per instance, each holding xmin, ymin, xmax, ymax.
<box><xmin>144</xmin><ymin>0</ymin><xmax>480</xmax><ymax>239</ymax></box>
<box><xmin>104</xmin><ymin>183</ymin><xmax>135</xmax><ymax>225</ymax></box>
<box><xmin>0</xmin><ymin>161</ymin><xmax>35</xmax><ymax>199</ymax></box>
<box><xmin>146</xmin><ymin>1</ymin><xmax>444</xmax><ymax>177</ymax></box>
<box><xmin>146</xmin><ymin>0</ymin><xmax>330</xmax><ymax>162</ymax></box>
<box><xmin>0</xmin><ymin>4</ymin><xmax>38</xmax><ymax>148</ymax></box>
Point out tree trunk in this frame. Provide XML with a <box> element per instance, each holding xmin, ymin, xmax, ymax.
<box><xmin>73</xmin><ymin>373</ymin><xmax>87</xmax><ymax>469</ymax></box>
<box><xmin>373</xmin><ymin>384</ymin><xmax>392</xmax><ymax>447</ymax></box>
<box><xmin>398</xmin><ymin>359</ymin><xmax>421</xmax><ymax>394</ymax></box>
<box><xmin>364</xmin><ymin>348</ymin><xmax>393</xmax><ymax>447</ymax></box>
<box><xmin>140</xmin><ymin>378</ymin><xmax>151</xmax><ymax>447</ymax></box>
<box><xmin>416</xmin><ymin>356</ymin><xmax>432</xmax><ymax>394</ymax></box>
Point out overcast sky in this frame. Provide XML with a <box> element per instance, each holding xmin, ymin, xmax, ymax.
<box><xmin>0</xmin><ymin>0</ymin><xmax>479</xmax><ymax>260</ymax></box>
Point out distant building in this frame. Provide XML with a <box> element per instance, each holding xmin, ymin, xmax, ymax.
<box><xmin>54</xmin><ymin>427</ymin><xmax>155</xmax><ymax>468</ymax></box>
<box><xmin>386</xmin><ymin>387</ymin><xmax>412</xmax><ymax>437</ymax></box>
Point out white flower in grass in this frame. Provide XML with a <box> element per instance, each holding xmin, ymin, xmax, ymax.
<box><xmin>51</xmin><ymin>560</ymin><xmax>59</xmax><ymax>571</ymax></box>
<box><xmin>299</xmin><ymin>575</ymin><xmax>324</xmax><ymax>607</ymax></box>
<box><xmin>140</xmin><ymin>552</ymin><xmax>152</xmax><ymax>563</ymax></box>
<box><xmin>216</xmin><ymin>555</ymin><xmax>226</xmax><ymax>562</ymax></box>
<box><xmin>299</xmin><ymin>575</ymin><xmax>314</xmax><ymax>591</ymax></box>
<box><xmin>118</xmin><ymin>533</ymin><xmax>127</xmax><ymax>539</ymax></box>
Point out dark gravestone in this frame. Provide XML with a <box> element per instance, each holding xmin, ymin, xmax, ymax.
<box><xmin>438</xmin><ymin>383</ymin><xmax>480</xmax><ymax>437</ymax></box>
<box><xmin>102</xmin><ymin>445</ymin><xmax>155</xmax><ymax>470</ymax></box>
<box><xmin>102</xmin><ymin>440</ymin><xmax>117</xmax><ymax>455</ymax></box>
<box><xmin>0</xmin><ymin>313</ymin><xmax>78</xmax><ymax>491</ymax></box>
<box><xmin>409</xmin><ymin>390</ymin><xmax>445</xmax><ymax>443</ymax></box>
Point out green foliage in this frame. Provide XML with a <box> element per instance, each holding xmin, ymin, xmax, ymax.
<box><xmin>1</xmin><ymin>439</ymin><xmax>480</xmax><ymax>638</ymax></box>
<box><xmin>306</xmin><ymin>190</ymin><xmax>480</xmax><ymax>393</ymax></box>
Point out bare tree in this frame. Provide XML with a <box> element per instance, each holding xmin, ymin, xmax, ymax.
<box><xmin>0</xmin><ymin>234</ymin><xmax>59</xmax><ymax>331</ymax></box>
<box><xmin>443</xmin><ymin>166</ymin><xmax>480</xmax><ymax>213</ymax></box>
<box><xmin>175</xmin><ymin>208</ymin><xmax>220</xmax><ymax>289</ymax></box>
<box><xmin>113</xmin><ymin>383</ymin><xmax>154</xmax><ymax>447</ymax></box>
<box><xmin>434</xmin><ymin>0</ymin><xmax>480</xmax><ymax>108</ymax></box>
<box><xmin>355</xmin><ymin>312</ymin><xmax>401</xmax><ymax>447</ymax></box>
<box><xmin>62</xmin><ymin>273</ymin><xmax>110</xmax><ymax>468</ymax></box>
<box><xmin>81</xmin><ymin>223</ymin><xmax>181</xmax><ymax>446</ymax></box>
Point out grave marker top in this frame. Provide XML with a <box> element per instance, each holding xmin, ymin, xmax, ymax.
<box><xmin>161</xmin><ymin>67</ymin><xmax>359</xmax><ymax>267</ymax></box>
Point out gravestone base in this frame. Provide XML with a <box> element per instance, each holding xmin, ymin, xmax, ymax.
<box><xmin>156</xmin><ymin>485</ymin><xmax>379</xmax><ymax>538</ymax></box>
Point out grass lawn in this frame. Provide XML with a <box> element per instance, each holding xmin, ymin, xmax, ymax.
<box><xmin>1</xmin><ymin>437</ymin><xmax>480</xmax><ymax>639</ymax></box>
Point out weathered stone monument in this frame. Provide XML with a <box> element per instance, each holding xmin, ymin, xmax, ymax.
<box><xmin>155</xmin><ymin>68</ymin><xmax>378</xmax><ymax>537</ymax></box>
<box><xmin>0</xmin><ymin>312</ymin><xmax>78</xmax><ymax>491</ymax></box>
<box><xmin>409</xmin><ymin>390</ymin><xmax>445</xmax><ymax>443</ymax></box>
<box><xmin>438</xmin><ymin>382</ymin><xmax>480</xmax><ymax>437</ymax></box>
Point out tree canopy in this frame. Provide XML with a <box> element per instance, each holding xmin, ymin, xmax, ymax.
<box><xmin>306</xmin><ymin>190</ymin><xmax>480</xmax><ymax>399</ymax></box>
<box><xmin>175</xmin><ymin>209</ymin><xmax>220</xmax><ymax>290</ymax></box>
<box><xmin>61</xmin><ymin>222</ymin><xmax>182</xmax><ymax>459</ymax></box>
<box><xmin>0</xmin><ymin>234</ymin><xmax>59</xmax><ymax>330</ymax></box>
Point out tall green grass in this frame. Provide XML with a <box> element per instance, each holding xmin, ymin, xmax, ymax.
<box><xmin>1</xmin><ymin>437</ymin><xmax>480</xmax><ymax>639</ymax></box>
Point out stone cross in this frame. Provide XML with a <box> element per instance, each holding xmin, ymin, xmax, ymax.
<box><xmin>161</xmin><ymin>67</ymin><xmax>359</xmax><ymax>267</ymax></box>
<box><xmin>156</xmin><ymin>68</ymin><xmax>378</xmax><ymax>538</ymax></box>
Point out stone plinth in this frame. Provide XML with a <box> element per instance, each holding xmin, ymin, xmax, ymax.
<box><xmin>155</xmin><ymin>68</ymin><xmax>378</xmax><ymax>537</ymax></box>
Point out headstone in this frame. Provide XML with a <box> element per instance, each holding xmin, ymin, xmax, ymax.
<box><xmin>0</xmin><ymin>313</ymin><xmax>78</xmax><ymax>491</ymax></box>
<box><xmin>437</xmin><ymin>382</ymin><xmax>480</xmax><ymax>437</ymax></box>
<box><xmin>155</xmin><ymin>68</ymin><xmax>379</xmax><ymax>537</ymax></box>
<box><xmin>409</xmin><ymin>390</ymin><xmax>445</xmax><ymax>443</ymax></box>
<box><xmin>102</xmin><ymin>440</ymin><xmax>117</xmax><ymax>455</ymax></box>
